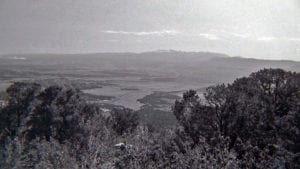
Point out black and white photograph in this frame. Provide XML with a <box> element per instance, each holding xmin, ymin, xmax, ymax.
<box><xmin>0</xmin><ymin>0</ymin><xmax>299</xmax><ymax>168</ymax></box>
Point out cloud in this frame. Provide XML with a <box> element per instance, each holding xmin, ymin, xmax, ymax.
<box><xmin>198</xmin><ymin>33</ymin><xmax>221</xmax><ymax>40</ymax></box>
<box><xmin>257</xmin><ymin>36</ymin><xmax>277</xmax><ymax>41</ymax></box>
<box><xmin>257</xmin><ymin>36</ymin><xmax>300</xmax><ymax>42</ymax></box>
<box><xmin>103</xmin><ymin>30</ymin><xmax>180</xmax><ymax>36</ymax></box>
<box><xmin>215</xmin><ymin>30</ymin><xmax>300</xmax><ymax>43</ymax></box>
<box><xmin>229</xmin><ymin>33</ymin><xmax>251</xmax><ymax>39</ymax></box>
<box><xmin>215</xmin><ymin>30</ymin><xmax>251</xmax><ymax>39</ymax></box>
<box><xmin>286</xmin><ymin>38</ymin><xmax>300</xmax><ymax>42</ymax></box>
<box><xmin>103</xmin><ymin>29</ymin><xmax>300</xmax><ymax>44</ymax></box>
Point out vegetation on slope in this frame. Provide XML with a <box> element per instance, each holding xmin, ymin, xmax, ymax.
<box><xmin>0</xmin><ymin>68</ymin><xmax>299</xmax><ymax>169</ymax></box>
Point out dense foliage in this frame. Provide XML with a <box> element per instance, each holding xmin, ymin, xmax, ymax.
<box><xmin>0</xmin><ymin>68</ymin><xmax>299</xmax><ymax>168</ymax></box>
<box><xmin>173</xmin><ymin>69</ymin><xmax>299</xmax><ymax>168</ymax></box>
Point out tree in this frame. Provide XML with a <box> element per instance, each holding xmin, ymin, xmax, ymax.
<box><xmin>172</xmin><ymin>68</ymin><xmax>300</xmax><ymax>167</ymax></box>
<box><xmin>110</xmin><ymin>108</ymin><xmax>139</xmax><ymax>135</ymax></box>
<box><xmin>0</xmin><ymin>83</ymin><xmax>41</xmax><ymax>142</ymax></box>
<box><xmin>24</xmin><ymin>86</ymin><xmax>62</xmax><ymax>141</ymax></box>
<box><xmin>1</xmin><ymin>83</ymin><xmax>87</xmax><ymax>168</ymax></box>
<box><xmin>173</xmin><ymin>90</ymin><xmax>218</xmax><ymax>145</ymax></box>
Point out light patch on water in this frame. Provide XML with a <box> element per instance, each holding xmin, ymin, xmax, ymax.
<box><xmin>82</xmin><ymin>79</ymin><xmax>212</xmax><ymax>110</ymax></box>
<box><xmin>100</xmin><ymin>108</ymin><xmax>110</xmax><ymax>113</ymax></box>
<box><xmin>0</xmin><ymin>82</ymin><xmax>12</xmax><ymax>92</ymax></box>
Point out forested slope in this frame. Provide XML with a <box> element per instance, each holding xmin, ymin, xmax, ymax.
<box><xmin>0</xmin><ymin>68</ymin><xmax>299</xmax><ymax>169</ymax></box>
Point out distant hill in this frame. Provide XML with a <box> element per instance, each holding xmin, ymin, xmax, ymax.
<box><xmin>0</xmin><ymin>51</ymin><xmax>299</xmax><ymax>84</ymax></box>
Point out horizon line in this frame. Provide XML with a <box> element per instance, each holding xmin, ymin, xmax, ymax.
<box><xmin>0</xmin><ymin>50</ymin><xmax>299</xmax><ymax>62</ymax></box>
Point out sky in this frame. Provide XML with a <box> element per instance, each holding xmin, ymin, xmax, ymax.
<box><xmin>0</xmin><ymin>0</ymin><xmax>299</xmax><ymax>61</ymax></box>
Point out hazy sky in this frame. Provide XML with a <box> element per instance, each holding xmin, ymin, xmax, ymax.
<box><xmin>0</xmin><ymin>0</ymin><xmax>299</xmax><ymax>60</ymax></box>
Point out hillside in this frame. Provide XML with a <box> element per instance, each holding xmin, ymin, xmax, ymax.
<box><xmin>0</xmin><ymin>69</ymin><xmax>299</xmax><ymax>168</ymax></box>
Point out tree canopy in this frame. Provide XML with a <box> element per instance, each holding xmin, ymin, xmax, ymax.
<box><xmin>0</xmin><ymin>68</ymin><xmax>299</xmax><ymax>168</ymax></box>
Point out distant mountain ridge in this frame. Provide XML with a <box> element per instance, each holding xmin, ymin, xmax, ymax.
<box><xmin>0</xmin><ymin>51</ymin><xmax>299</xmax><ymax>84</ymax></box>
<box><xmin>1</xmin><ymin>50</ymin><xmax>299</xmax><ymax>62</ymax></box>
